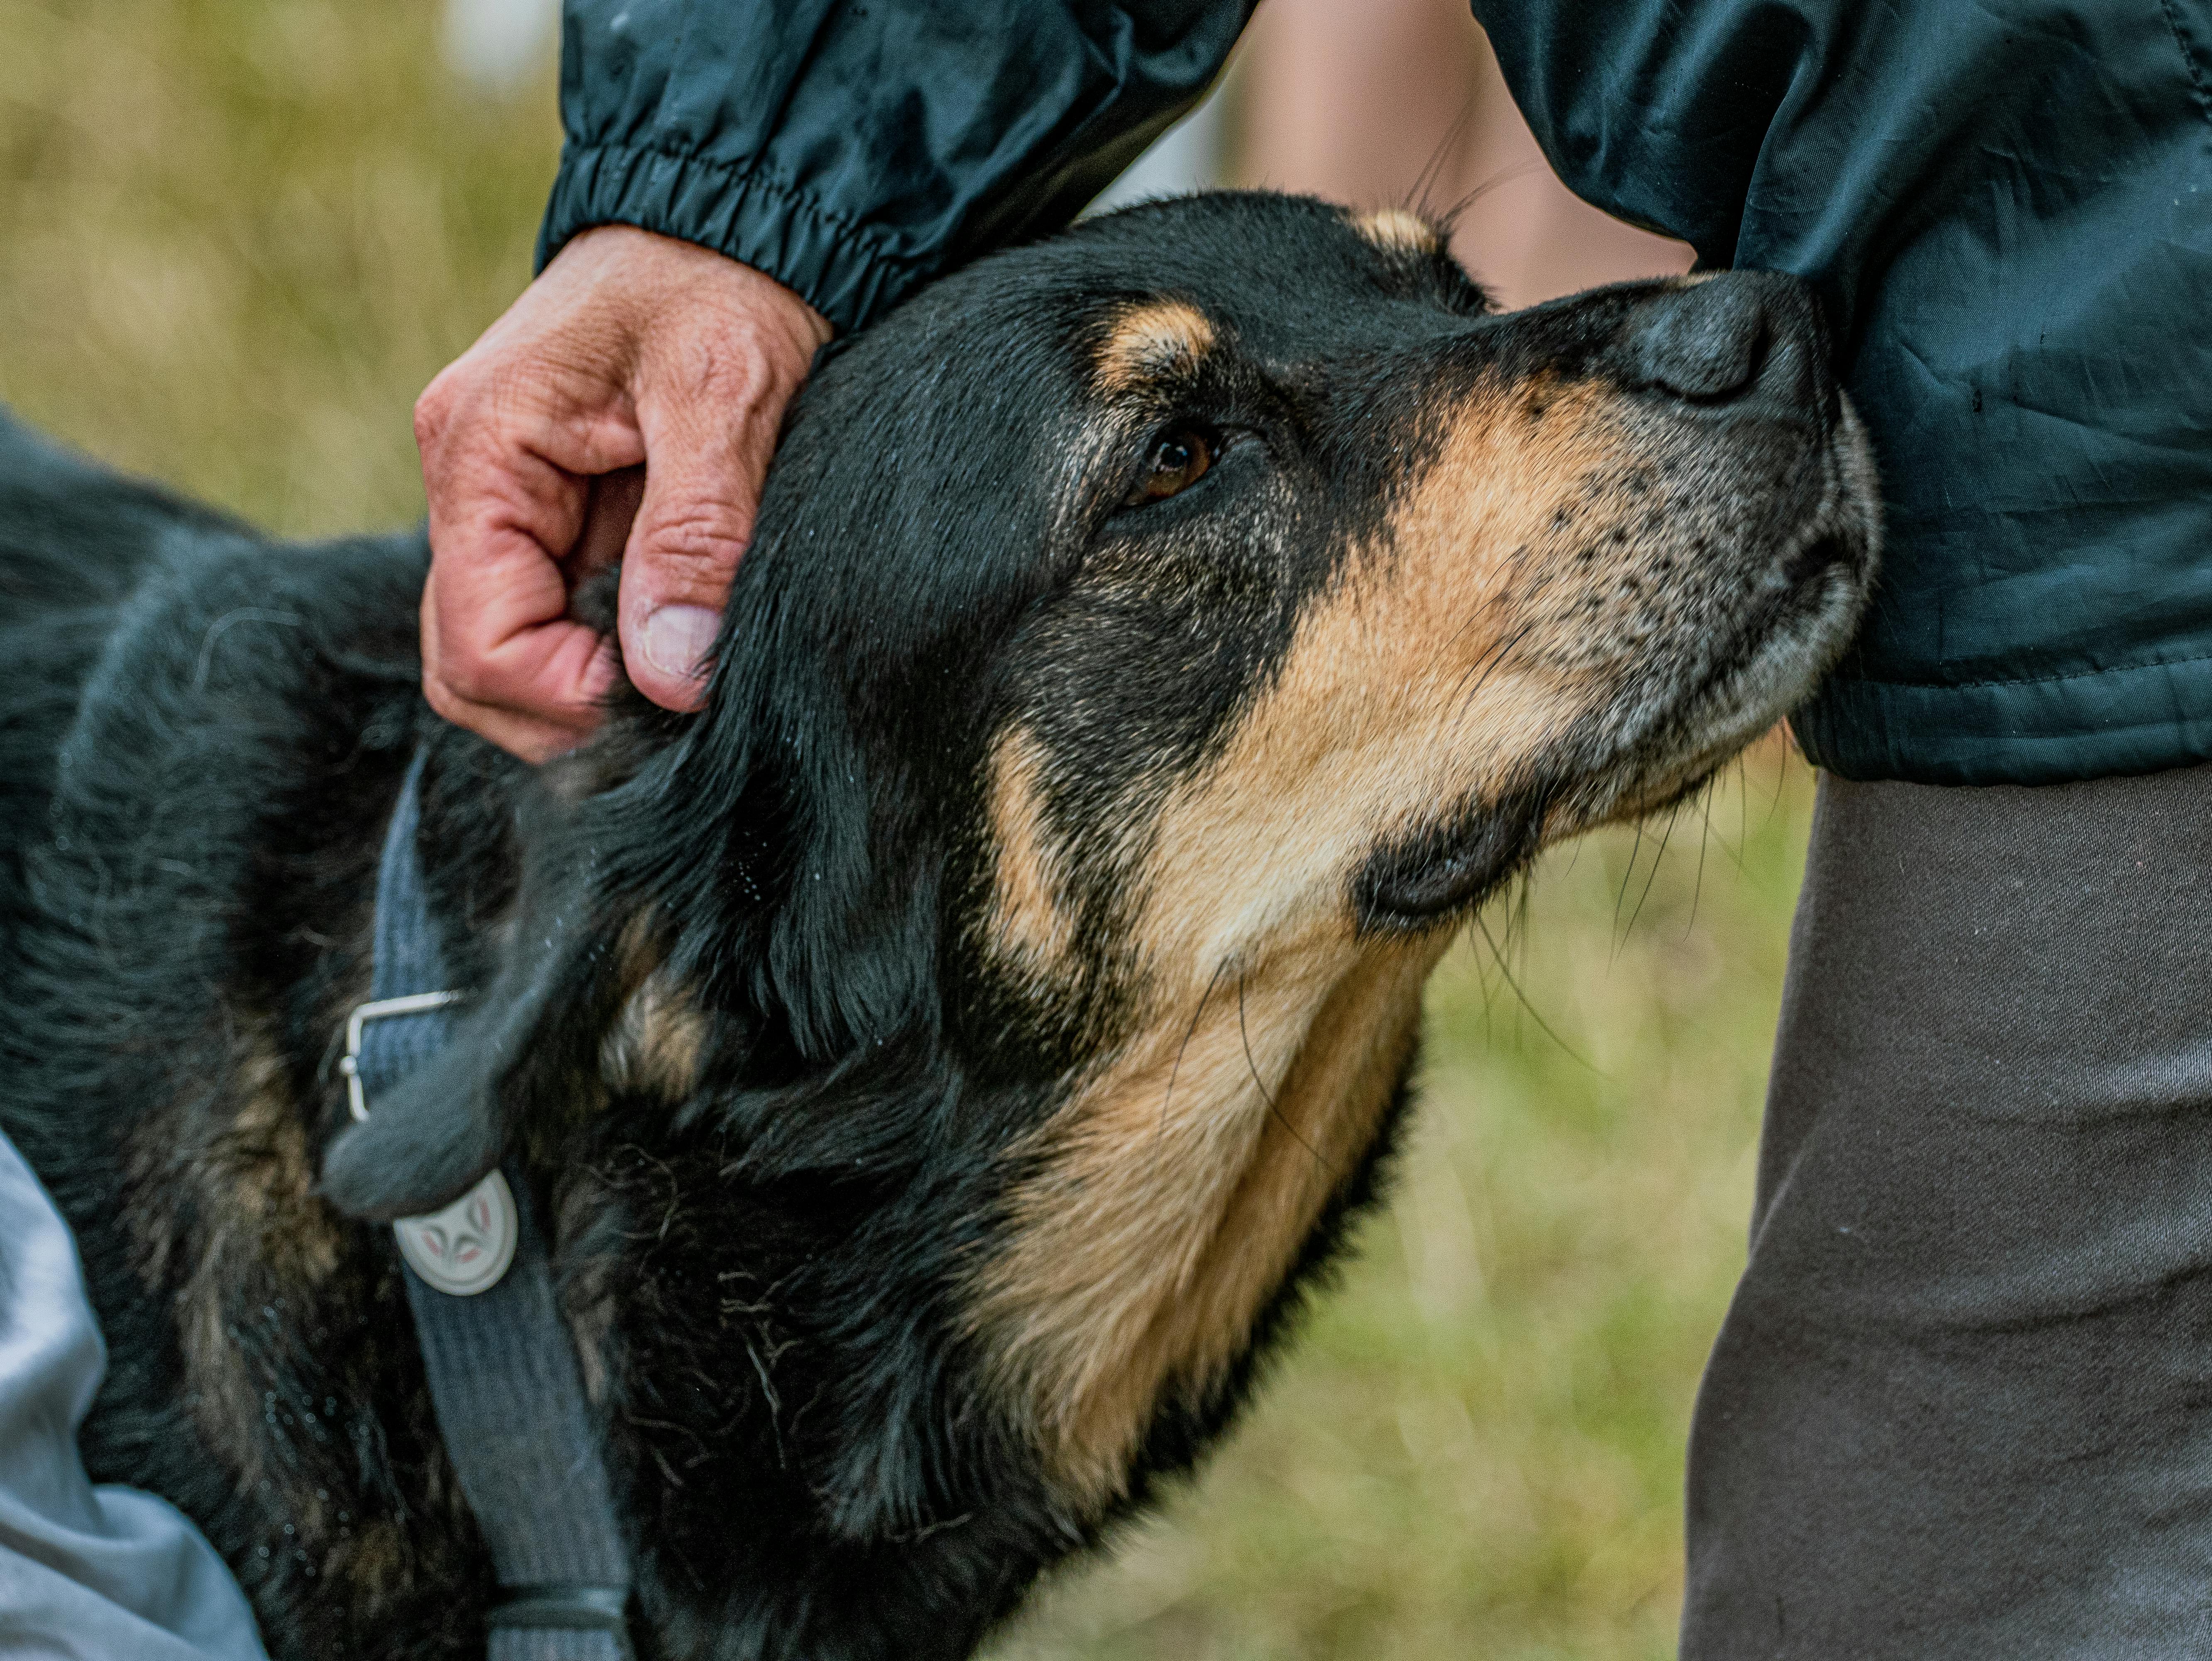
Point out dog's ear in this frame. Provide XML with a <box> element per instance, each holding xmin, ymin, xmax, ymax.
<box><xmin>320</xmin><ymin>703</ymin><xmax>796</xmax><ymax>1221</ymax></box>
<box><xmin>318</xmin><ymin>711</ymin><xmax>754</xmax><ymax>1219</ymax></box>
<box><xmin>317</xmin><ymin>836</ymin><xmax>650</xmax><ymax>1221</ymax></box>
<box><xmin>319</xmin><ymin>508</ymin><xmax>937</xmax><ymax>1219</ymax></box>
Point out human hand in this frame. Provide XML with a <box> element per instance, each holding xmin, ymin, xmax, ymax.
<box><xmin>414</xmin><ymin>225</ymin><xmax>832</xmax><ymax>760</ymax></box>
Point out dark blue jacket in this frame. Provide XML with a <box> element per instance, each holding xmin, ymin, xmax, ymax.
<box><xmin>539</xmin><ymin>1</ymin><xmax>2212</xmax><ymax>787</ymax></box>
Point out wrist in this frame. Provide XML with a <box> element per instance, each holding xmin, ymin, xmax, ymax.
<box><xmin>552</xmin><ymin>224</ymin><xmax>832</xmax><ymax>360</ymax></box>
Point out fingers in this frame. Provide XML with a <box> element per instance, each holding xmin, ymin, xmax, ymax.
<box><xmin>617</xmin><ymin>264</ymin><xmax>830</xmax><ymax>712</ymax></box>
<box><xmin>415</xmin><ymin>227</ymin><xmax>829</xmax><ymax>754</ymax></box>
<box><xmin>421</xmin><ymin>565</ymin><xmax>611</xmax><ymax>762</ymax></box>
<box><xmin>415</xmin><ymin>283</ymin><xmax>642</xmax><ymax>758</ymax></box>
<box><xmin>616</xmin><ymin>370</ymin><xmax>776</xmax><ymax>710</ymax></box>
<box><xmin>573</xmin><ymin>464</ymin><xmax>646</xmax><ymax>590</ymax></box>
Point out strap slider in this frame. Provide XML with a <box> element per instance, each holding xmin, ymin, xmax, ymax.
<box><xmin>340</xmin><ymin>989</ymin><xmax>511</xmax><ymax>1295</ymax></box>
<box><xmin>489</xmin><ymin>1584</ymin><xmax>633</xmax><ymax>1656</ymax></box>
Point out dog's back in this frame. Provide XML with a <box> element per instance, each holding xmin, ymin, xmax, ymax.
<box><xmin>0</xmin><ymin>409</ymin><xmax>436</xmax><ymax>1077</ymax></box>
<box><xmin>0</xmin><ymin>414</ymin><xmax>178</xmax><ymax>930</ymax></box>
<box><xmin>0</xmin><ymin>408</ymin><xmax>434</xmax><ymax>928</ymax></box>
<box><xmin>0</xmin><ymin>410</ymin><xmax>429</xmax><ymax>1037</ymax></box>
<box><xmin>0</xmin><ymin>412</ymin><xmax>504</xmax><ymax>1654</ymax></box>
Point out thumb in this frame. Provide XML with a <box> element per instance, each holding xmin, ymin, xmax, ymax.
<box><xmin>614</xmin><ymin>257</ymin><xmax>828</xmax><ymax>713</ymax></box>
<box><xmin>617</xmin><ymin>397</ymin><xmax>769</xmax><ymax>711</ymax></box>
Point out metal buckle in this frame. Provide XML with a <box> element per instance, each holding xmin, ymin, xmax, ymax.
<box><xmin>337</xmin><ymin>988</ymin><xmax>516</xmax><ymax>1296</ymax></box>
<box><xmin>340</xmin><ymin>990</ymin><xmax>467</xmax><ymax>1124</ymax></box>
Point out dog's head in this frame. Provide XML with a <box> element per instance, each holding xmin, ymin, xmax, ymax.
<box><xmin>327</xmin><ymin>193</ymin><xmax>1874</xmax><ymax>1551</ymax></box>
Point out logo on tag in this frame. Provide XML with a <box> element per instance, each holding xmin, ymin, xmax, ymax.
<box><xmin>394</xmin><ymin>1170</ymin><xmax>518</xmax><ymax>1296</ymax></box>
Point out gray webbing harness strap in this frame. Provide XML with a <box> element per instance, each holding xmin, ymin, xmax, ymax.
<box><xmin>352</xmin><ymin>754</ymin><xmax>634</xmax><ymax>1661</ymax></box>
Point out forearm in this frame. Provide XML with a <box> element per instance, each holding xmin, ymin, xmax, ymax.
<box><xmin>539</xmin><ymin>0</ymin><xmax>1253</xmax><ymax>330</ymax></box>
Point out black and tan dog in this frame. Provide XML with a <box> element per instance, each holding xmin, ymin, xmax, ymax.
<box><xmin>0</xmin><ymin>193</ymin><xmax>1876</xmax><ymax>1659</ymax></box>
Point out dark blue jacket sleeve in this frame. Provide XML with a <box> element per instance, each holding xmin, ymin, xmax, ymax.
<box><xmin>537</xmin><ymin>2</ymin><xmax>1250</xmax><ymax>331</ymax></box>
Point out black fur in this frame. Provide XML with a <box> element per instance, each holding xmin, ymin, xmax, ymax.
<box><xmin>0</xmin><ymin>193</ymin><xmax>1875</xmax><ymax>1659</ymax></box>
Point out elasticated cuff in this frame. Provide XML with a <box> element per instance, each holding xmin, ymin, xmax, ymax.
<box><xmin>536</xmin><ymin>142</ymin><xmax>932</xmax><ymax>333</ymax></box>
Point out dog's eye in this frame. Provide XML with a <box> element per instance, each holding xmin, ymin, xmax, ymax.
<box><xmin>1127</xmin><ymin>426</ymin><xmax>1215</xmax><ymax>506</ymax></box>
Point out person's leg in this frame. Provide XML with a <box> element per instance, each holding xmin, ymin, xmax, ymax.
<box><xmin>1683</xmin><ymin>765</ymin><xmax>2212</xmax><ymax>1658</ymax></box>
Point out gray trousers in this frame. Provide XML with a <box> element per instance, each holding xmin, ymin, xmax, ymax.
<box><xmin>1681</xmin><ymin>765</ymin><xmax>2212</xmax><ymax>1657</ymax></box>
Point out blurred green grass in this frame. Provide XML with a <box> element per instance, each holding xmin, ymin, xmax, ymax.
<box><xmin>0</xmin><ymin>0</ymin><xmax>553</xmax><ymax>534</ymax></box>
<box><xmin>1</xmin><ymin>6</ymin><xmax>1816</xmax><ymax>1655</ymax></box>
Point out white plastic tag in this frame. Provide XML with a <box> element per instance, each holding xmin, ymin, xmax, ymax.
<box><xmin>394</xmin><ymin>1169</ymin><xmax>518</xmax><ymax>1296</ymax></box>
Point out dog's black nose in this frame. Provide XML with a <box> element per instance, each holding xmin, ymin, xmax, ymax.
<box><xmin>1629</xmin><ymin>273</ymin><xmax>1826</xmax><ymax>421</ymax></box>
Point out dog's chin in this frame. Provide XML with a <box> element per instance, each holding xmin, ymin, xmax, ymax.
<box><xmin>1357</xmin><ymin>428</ymin><xmax>1879</xmax><ymax>932</ymax></box>
<box><xmin>1604</xmin><ymin>532</ymin><xmax>1871</xmax><ymax>818</ymax></box>
<box><xmin>1533</xmin><ymin>405</ymin><xmax>1880</xmax><ymax>826</ymax></box>
<box><xmin>1601</xmin><ymin>423</ymin><xmax>1881</xmax><ymax>822</ymax></box>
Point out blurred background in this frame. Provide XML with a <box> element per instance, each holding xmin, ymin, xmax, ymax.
<box><xmin>0</xmin><ymin>2</ymin><xmax>1803</xmax><ymax>1656</ymax></box>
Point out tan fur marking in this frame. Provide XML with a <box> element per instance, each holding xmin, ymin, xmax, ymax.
<box><xmin>590</xmin><ymin>909</ymin><xmax>709</xmax><ymax>1101</ymax></box>
<box><xmin>978</xmin><ymin>724</ymin><xmax>1079</xmax><ymax>975</ymax></box>
<box><xmin>130</xmin><ymin>1017</ymin><xmax>346</xmax><ymax>1494</ymax></box>
<box><xmin>1355</xmin><ymin>207</ymin><xmax>1443</xmax><ymax>255</ymax></box>
<box><xmin>968</xmin><ymin>376</ymin><xmax>1644</xmax><ymax>1513</ymax></box>
<box><xmin>972</xmin><ymin>936</ymin><xmax>1443</xmax><ymax>1507</ymax></box>
<box><xmin>1094</xmin><ymin>298</ymin><xmax>1216</xmax><ymax>392</ymax></box>
<box><xmin>1130</xmin><ymin>377</ymin><xmax>1627</xmax><ymax>979</ymax></box>
<box><xmin>326</xmin><ymin>1518</ymin><xmax>409</xmax><ymax>1607</ymax></box>
<box><xmin>601</xmin><ymin>971</ymin><xmax>709</xmax><ymax>1100</ymax></box>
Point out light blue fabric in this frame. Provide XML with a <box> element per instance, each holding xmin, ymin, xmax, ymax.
<box><xmin>0</xmin><ymin>1127</ymin><xmax>267</xmax><ymax>1660</ymax></box>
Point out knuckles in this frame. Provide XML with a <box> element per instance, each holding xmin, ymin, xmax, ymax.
<box><xmin>421</xmin><ymin>667</ymin><xmax>470</xmax><ymax>724</ymax></box>
<box><xmin>410</xmin><ymin>226</ymin><xmax>825</xmax><ymax>740</ymax></box>
<box><xmin>411</xmin><ymin>373</ymin><xmax>459</xmax><ymax>458</ymax></box>
<box><xmin>628</xmin><ymin>504</ymin><xmax>756</xmax><ymax>583</ymax></box>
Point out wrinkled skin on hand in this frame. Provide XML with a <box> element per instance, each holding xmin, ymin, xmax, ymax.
<box><xmin>414</xmin><ymin>225</ymin><xmax>832</xmax><ymax>760</ymax></box>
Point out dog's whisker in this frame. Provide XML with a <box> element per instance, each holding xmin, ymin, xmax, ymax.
<box><xmin>1688</xmin><ymin>785</ymin><xmax>1713</xmax><ymax>938</ymax></box>
<box><xmin>1450</xmin><ymin>617</ymin><xmax>1539</xmax><ymax>710</ymax></box>
<box><xmin>1736</xmin><ymin>753</ymin><xmax>1750</xmax><ymax>862</ymax></box>
<box><xmin>1703</xmin><ymin>772</ymin><xmax>1750</xmax><ymax>881</ymax></box>
<box><xmin>1612</xmin><ymin>819</ymin><xmax>1648</xmax><ymax>951</ymax></box>
<box><xmin>1236</xmin><ymin>972</ymin><xmax>1337</xmax><ymax>1178</ymax></box>
<box><xmin>1407</xmin><ymin>92</ymin><xmax>1481</xmax><ymax>223</ymax></box>
<box><xmin>1473</xmin><ymin>909</ymin><xmax>1603</xmax><ymax>1075</ymax></box>
<box><xmin>1620</xmin><ymin>801</ymin><xmax>1683</xmax><ymax>950</ymax></box>
<box><xmin>1160</xmin><ymin>957</ymin><xmax>1233</xmax><ymax>1144</ymax></box>
<box><xmin>1429</xmin><ymin>159</ymin><xmax>1549</xmax><ymax>235</ymax></box>
<box><xmin>1765</xmin><ymin>731</ymin><xmax>1792</xmax><ymax>826</ymax></box>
